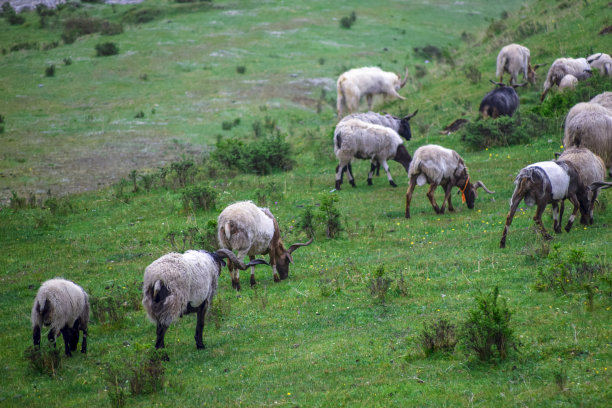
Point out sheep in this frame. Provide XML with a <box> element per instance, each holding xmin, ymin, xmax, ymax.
<box><xmin>142</xmin><ymin>249</ymin><xmax>267</xmax><ymax>349</ymax></box>
<box><xmin>587</xmin><ymin>53</ymin><xmax>612</xmax><ymax>76</ymax></box>
<box><xmin>558</xmin><ymin>74</ymin><xmax>578</xmax><ymax>92</ymax></box>
<box><xmin>499</xmin><ymin>160</ymin><xmax>592</xmax><ymax>248</ymax></box>
<box><xmin>336</xmin><ymin>67</ymin><xmax>409</xmax><ymax>118</ymax></box>
<box><xmin>404</xmin><ymin>144</ymin><xmax>494</xmax><ymax>218</ymax></box>
<box><xmin>479</xmin><ymin>80</ymin><xmax>524</xmax><ymax>119</ymax></box>
<box><xmin>217</xmin><ymin>201</ymin><xmax>313</xmax><ymax>291</ymax></box>
<box><xmin>31</xmin><ymin>278</ymin><xmax>89</xmax><ymax>357</ymax></box>
<box><xmin>557</xmin><ymin>147</ymin><xmax>609</xmax><ymax>225</ymax></box>
<box><xmin>541</xmin><ymin>57</ymin><xmax>592</xmax><ymax>101</ymax></box>
<box><xmin>495</xmin><ymin>43</ymin><xmax>545</xmax><ymax>85</ymax></box>
<box><xmin>563</xmin><ymin>100</ymin><xmax>612</xmax><ymax>176</ymax></box>
<box><xmin>339</xmin><ymin>110</ymin><xmax>418</xmax><ymax>177</ymax></box>
<box><xmin>333</xmin><ymin>119</ymin><xmax>412</xmax><ymax>189</ymax></box>
<box><xmin>590</xmin><ymin>91</ymin><xmax>612</xmax><ymax>111</ymax></box>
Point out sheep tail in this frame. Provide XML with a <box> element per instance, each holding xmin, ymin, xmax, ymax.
<box><xmin>496</xmin><ymin>53</ymin><xmax>506</xmax><ymax>79</ymax></box>
<box><xmin>223</xmin><ymin>221</ymin><xmax>232</xmax><ymax>240</ymax></box>
<box><xmin>153</xmin><ymin>280</ymin><xmax>162</xmax><ymax>298</ymax></box>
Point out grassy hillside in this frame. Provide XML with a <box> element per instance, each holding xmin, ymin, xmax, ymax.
<box><xmin>1</xmin><ymin>0</ymin><xmax>611</xmax><ymax>407</ymax></box>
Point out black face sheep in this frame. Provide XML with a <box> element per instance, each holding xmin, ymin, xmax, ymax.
<box><xmin>495</xmin><ymin>43</ymin><xmax>545</xmax><ymax>85</ymax></box>
<box><xmin>334</xmin><ymin>119</ymin><xmax>412</xmax><ymax>189</ymax></box>
<box><xmin>339</xmin><ymin>110</ymin><xmax>418</xmax><ymax>177</ymax></box>
<box><xmin>217</xmin><ymin>201</ymin><xmax>312</xmax><ymax>291</ymax></box>
<box><xmin>479</xmin><ymin>80</ymin><xmax>524</xmax><ymax>119</ymax></box>
<box><xmin>405</xmin><ymin>144</ymin><xmax>494</xmax><ymax>218</ymax></box>
<box><xmin>336</xmin><ymin>67</ymin><xmax>409</xmax><ymax>118</ymax></box>
<box><xmin>142</xmin><ymin>249</ymin><xmax>267</xmax><ymax>349</ymax></box>
<box><xmin>558</xmin><ymin>147</ymin><xmax>611</xmax><ymax>225</ymax></box>
<box><xmin>540</xmin><ymin>57</ymin><xmax>591</xmax><ymax>101</ymax></box>
<box><xmin>587</xmin><ymin>53</ymin><xmax>612</xmax><ymax>77</ymax></box>
<box><xmin>499</xmin><ymin>160</ymin><xmax>592</xmax><ymax>249</ymax></box>
<box><xmin>563</xmin><ymin>99</ymin><xmax>612</xmax><ymax>177</ymax></box>
<box><xmin>31</xmin><ymin>278</ymin><xmax>90</xmax><ymax>357</ymax></box>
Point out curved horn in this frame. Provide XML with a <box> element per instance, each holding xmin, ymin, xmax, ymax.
<box><xmin>215</xmin><ymin>249</ymin><xmax>248</xmax><ymax>270</ymax></box>
<box><xmin>474</xmin><ymin>180</ymin><xmax>495</xmax><ymax>194</ymax></box>
<box><xmin>399</xmin><ymin>68</ymin><xmax>409</xmax><ymax>88</ymax></box>
<box><xmin>288</xmin><ymin>238</ymin><xmax>313</xmax><ymax>254</ymax></box>
<box><xmin>489</xmin><ymin>79</ymin><xmax>505</xmax><ymax>87</ymax></box>
<box><xmin>403</xmin><ymin>110</ymin><xmax>418</xmax><ymax>120</ymax></box>
<box><xmin>589</xmin><ymin>181</ymin><xmax>612</xmax><ymax>191</ymax></box>
<box><xmin>533</xmin><ymin>63</ymin><xmax>547</xmax><ymax>70</ymax></box>
<box><xmin>512</xmin><ymin>82</ymin><xmax>528</xmax><ymax>89</ymax></box>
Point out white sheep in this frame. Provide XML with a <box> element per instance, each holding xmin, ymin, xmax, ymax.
<box><xmin>563</xmin><ymin>99</ymin><xmax>612</xmax><ymax>176</ymax></box>
<box><xmin>333</xmin><ymin>119</ymin><xmax>412</xmax><ymax>189</ymax></box>
<box><xmin>405</xmin><ymin>144</ymin><xmax>494</xmax><ymax>218</ymax></box>
<box><xmin>142</xmin><ymin>249</ymin><xmax>266</xmax><ymax>349</ymax></box>
<box><xmin>217</xmin><ymin>201</ymin><xmax>312</xmax><ymax>291</ymax></box>
<box><xmin>336</xmin><ymin>67</ymin><xmax>408</xmax><ymax>118</ymax></box>
<box><xmin>590</xmin><ymin>91</ymin><xmax>612</xmax><ymax>111</ymax></box>
<box><xmin>558</xmin><ymin>74</ymin><xmax>578</xmax><ymax>92</ymax></box>
<box><xmin>31</xmin><ymin>278</ymin><xmax>90</xmax><ymax>357</ymax></box>
<box><xmin>587</xmin><ymin>53</ymin><xmax>612</xmax><ymax>76</ymax></box>
<box><xmin>495</xmin><ymin>43</ymin><xmax>544</xmax><ymax>85</ymax></box>
<box><xmin>541</xmin><ymin>57</ymin><xmax>591</xmax><ymax>101</ymax></box>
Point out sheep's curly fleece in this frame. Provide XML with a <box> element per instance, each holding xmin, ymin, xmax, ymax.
<box><xmin>31</xmin><ymin>278</ymin><xmax>89</xmax><ymax>333</ymax></box>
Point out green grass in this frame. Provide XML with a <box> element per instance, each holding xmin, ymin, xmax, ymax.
<box><xmin>1</xmin><ymin>0</ymin><xmax>612</xmax><ymax>406</ymax></box>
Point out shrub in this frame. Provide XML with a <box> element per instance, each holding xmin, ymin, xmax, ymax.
<box><xmin>90</xmin><ymin>282</ymin><xmax>141</xmax><ymax>326</ymax></box>
<box><xmin>463</xmin><ymin>64</ymin><xmax>481</xmax><ymax>84</ymax></box>
<box><xmin>419</xmin><ymin>319</ymin><xmax>457</xmax><ymax>356</ymax></box>
<box><xmin>339</xmin><ymin>11</ymin><xmax>356</xmax><ymax>29</ymax></box>
<box><xmin>2</xmin><ymin>3</ymin><xmax>25</xmax><ymax>25</ymax></box>
<box><xmin>45</xmin><ymin>64</ymin><xmax>55</xmax><ymax>77</ymax></box>
<box><xmin>134</xmin><ymin>111</ymin><xmax>145</xmax><ymax>119</ymax></box>
<box><xmin>194</xmin><ymin>219</ymin><xmax>219</xmax><ymax>250</ymax></box>
<box><xmin>236</xmin><ymin>65</ymin><xmax>246</xmax><ymax>74</ymax></box>
<box><xmin>10</xmin><ymin>42</ymin><xmax>38</xmax><ymax>52</ymax></box>
<box><xmin>101</xmin><ymin>21</ymin><xmax>124</xmax><ymax>35</ymax></box>
<box><xmin>460</xmin><ymin>114</ymin><xmax>531</xmax><ymax>150</ymax></box>
<box><xmin>181</xmin><ymin>184</ymin><xmax>217</xmax><ymax>212</ymax></box>
<box><xmin>139</xmin><ymin>173</ymin><xmax>156</xmax><ymax>192</ymax></box>
<box><xmin>369</xmin><ymin>265</ymin><xmax>392</xmax><ymax>304</ymax></box>
<box><xmin>24</xmin><ymin>344</ymin><xmax>62</xmax><ymax>376</ymax></box>
<box><xmin>95</xmin><ymin>42</ymin><xmax>119</xmax><ymax>57</ymax></box>
<box><xmin>0</xmin><ymin>114</ymin><xmax>4</xmax><ymax>134</ymax></box>
<box><xmin>170</xmin><ymin>158</ymin><xmax>195</xmax><ymax>187</ymax></box>
<box><xmin>317</xmin><ymin>193</ymin><xmax>342</xmax><ymax>238</ymax></box>
<box><xmin>122</xmin><ymin>8</ymin><xmax>162</xmax><ymax>25</ymax></box>
<box><xmin>296</xmin><ymin>206</ymin><xmax>315</xmax><ymax>238</ymax></box>
<box><xmin>461</xmin><ymin>286</ymin><xmax>515</xmax><ymax>362</ymax></box>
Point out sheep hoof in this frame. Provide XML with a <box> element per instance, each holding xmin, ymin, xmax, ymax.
<box><xmin>543</xmin><ymin>233</ymin><xmax>553</xmax><ymax>241</ymax></box>
<box><xmin>273</xmin><ymin>274</ymin><xmax>281</xmax><ymax>282</ymax></box>
<box><xmin>367</xmin><ymin>179</ymin><xmax>373</xmax><ymax>186</ymax></box>
<box><xmin>389</xmin><ymin>181</ymin><xmax>397</xmax><ymax>187</ymax></box>
<box><xmin>250</xmin><ymin>276</ymin><xmax>257</xmax><ymax>287</ymax></box>
<box><xmin>232</xmin><ymin>280</ymin><xmax>241</xmax><ymax>291</ymax></box>
<box><xmin>196</xmin><ymin>343</ymin><xmax>206</xmax><ymax>350</ymax></box>
<box><xmin>349</xmin><ymin>180</ymin><xmax>356</xmax><ymax>187</ymax></box>
<box><xmin>564</xmin><ymin>225</ymin><xmax>572</xmax><ymax>233</ymax></box>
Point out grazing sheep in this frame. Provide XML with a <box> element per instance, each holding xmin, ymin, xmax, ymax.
<box><xmin>590</xmin><ymin>91</ymin><xmax>612</xmax><ymax>111</ymax></box>
<box><xmin>479</xmin><ymin>80</ymin><xmax>524</xmax><ymax>118</ymax></box>
<box><xmin>499</xmin><ymin>160</ymin><xmax>592</xmax><ymax>248</ymax></box>
<box><xmin>557</xmin><ymin>147</ymin><xmax>608</xmax><ymax>224</ymax></box>
<box><xmin>558</xmin><ymin>74</ymin><xmax>578</xmax><ymax>92</ymax></box>
<box><xmin>142</xmin><ymin>249</ymin><xmax>267</xmax><ymax>349</ymax></box>
<box><xmin>541</xmin><ymin>57</ymin><xmax>591</xmax><ymax>101</ymax></box>
<box><xmin>563</xmin><ymin>100</ymin><xmax>612</xmax><ymax>176</ymax></box>
<box><xmin>339</xmin><ymin>110</ymin><xmax>418</xmax><ymax>177</ymax></box>
<box><xmin>336</xmin><ymin>67</ymin><xmax>409</xmax><ymax>118</ymax></box>
<box><xmin>31</xmin><ymin>278</ymin><xmax>89</xmax><ymax>357</ymax></box>
<box><xmin>217</xmin><ymin>201</ymin><xmax>312</xmax><ymax>290</ymax></box>
<box><xmin>405</xmin><ymin>144</ymin><xmax>494</xmax><ymax>218</ymax></box>
<box><xmin>495</xmin><ymin>43</ymin><xmax>545</xmax><ymax>85</ymax></box>
<box><xmin>334</xmin><ymin>119</ymin><xmax>412</xmax><ymax>189</ymax></box>
<box><xmin>587</xmin><ymin>53</ymin><xmax>612</xmax><ymax>76</ymax></box>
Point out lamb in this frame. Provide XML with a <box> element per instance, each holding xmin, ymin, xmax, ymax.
<box><xmin>563</xmin><ymin>99</ymin><xmax>612</xmax><ymax>176</ymax></box>
<box><xmin>499</xmin><ymin>160</ymin><xmax>592</xmax><ymax>248</ymax></box>
<box><xmin>31</xmin><ymin>278</ymin><xmax>89</xmax><ymax>357</ymax></box>
<box><xmin>333</xmin><ymin>119</ymin><xmax>412</xmax><ymax>189</ymax></box>
<box><xmin>339</xmin><ymin>110</ymin><xmax>418</xmax><ymax>177</ymax></box>
<box><xmin>587</xmin><ymin>53</ymin><xmax>612</xmax><ymax>76</ymax></box>
<box><xmin>540</xmin><ymin>57</ymin><xmax>592</xmax><ymax>101</ymax></box>
<box><xmin>336</xmin><ymin>67</ymin><xmax>409</xmax><ymax>118</ymax></box>
<box><xmin>557</xmin><ymin>147</ymin><xmax>609</xmax><ymax>225</ymax></box>
<box><xmin>495</xmin><ymin>43</ymin><xmax>545</xmax><ymax>85</ymax></box>
<box><xmin>479</xmin><ymin>80</ymin><xmax>523</xmax><ymax>118</ymax></box>
<box><xmin>558</xmin><ymin>74</ymin><xmax>578</xmax><ymax>92</ymax></box>
<box><xmin>404</xmin><ymin>144</ymin><xmax>494</xmax><ymax>218</ymax></box>
<box><xmin>142</xmin><ymin>249</ymin><xmax>267</xmax><ymax>349</ymax></box>
<box><xmin>217</xmin><ymin>201</ymin><xmax>312</xmax><ymax>291</ymax></box>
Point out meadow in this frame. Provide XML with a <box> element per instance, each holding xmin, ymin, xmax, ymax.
<box><xmin>0</xmin><ymin>0</ymin><xmax>611</xmax><ymax>406</ymax></box>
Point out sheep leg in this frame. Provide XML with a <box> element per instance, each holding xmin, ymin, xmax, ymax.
<box><xmin>249</xmin><ymin>255</ymin><xmax>257</xmax><ymax>287</ymax></box>
<box><xmin>81</xmin><ymin>327</ymin><xmax>88</xmax><ymax>354</ymax></box>
<box><xmin>194</xmin><ymin>300</ymin><xmax>208</xmax><ymax>350</ymax></box>
<box><xmin>367</xmin><ymin>161</ymin><xmax>376</xmax><ymax>185</ymax></box>
<box><xmin>552</xmin><ymin>202</ymin><xmax>562</xmax><ymax>233</ymax></box>
<box><xmin>155</xmin><ymin>323</ymin><xmax>168</xmax><ymax>349</ymax></box>
<box><xmin>335</xmin><ymin>160</ymin><xmax>355</xmax><ymax>189</ymax></box>
<box><xmin>500</xmin><ymin>191</ymin><xmax>526</xmax><ymax>248</ymax></box>
<box><xmin>347</xmin><ymin>163</ymin><xmax>356</xmax><ymax>187</ymax></box>
<box><xmin>60</xmin><ymin>325</ymin><xmax>73</xmax><ymax>357</ymax></box>
<box><xmin>564</xmin><ymin>194</ymin><xmax>581</xmax><ymax>233</ymax></box>
<box><xmin>47</xmin><ymin>328</ymin><xmax>56</xmax><ymax>347</ymax></box>
<box><xmin>426</xmin><ymin>183</ymin><xmax>442</xmax><ymax>213</ymax></box>
<box><xmin>533</xmin><ymin>202</ymin><xmax>552</xmax><ymax>240</ymax></box>
<box><xmin>69</xmin><ymin>317</ymin><xmax>81</xmax><ymax>351</ymax></box>
<box><xmin>405</xmin><ymin>176</ymin><xmax>418</xmax><ymax>218</ymax></box>
<box><xmin>270</xmin><ymin>246</ymin><xmax>280</xmax><ymax>282</ymax></box>
<box><xmin>441</xmin><ymin>183</ymin><xmax>453</xmax><ymax>213</ymax></box>
<box><xmin>33</xmin><ymin>325</ymin><xmax>41</xmax><ymax>348</ymax></box>
<box><xmin>380</xmin><ymin>160</ymin><xmax>397</xmax><ymax>187</ymax></box>
<box><xmin>366</xmin><ymin>94</ymin><xmax>374</xmax><ymax>110</ymax></box>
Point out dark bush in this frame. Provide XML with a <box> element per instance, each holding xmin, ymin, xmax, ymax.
<box><xmin>122</xmin><ymin>8</ymin><xmax>162</xmax><ymax>25</ymax></box>
<box><xmin>101</xmin><ymin>21</ymin><xmax>124</xmax><ymax>35</ymax></box>
<box><xmin>2</xmin><ymin>3</ymin><xmax>25</xmax><ymax>25</ymax></box>
<box><xmin>10</xmin><ymin>42</ymin><xmax>38</xmax><ymax>52</ymax></box>
<box><xmin>461</xmin><ymin>286</ymin><xmax>515</xmax><ymax>362</ymax></box>
<box><xmin>460</xmin><ymin>114</ymin><xmax>532</xmax><ymax>150</ymax></box>
<box><xmin>318</xmin><ymin>193</ymin><xmax>342</xmax><ymax>239</ymax></box>
<box><xmin>369</xmin><ymin>265</ymin><xmax>391</xmax><ymax>304</ymax></box>
<box><xmin>339</xmin><ymin>11</ymin><xmax>356</xmax><ymax>29</ymax></box>
<box><xmin>181</xmin><ymin>184</ymin><xmax>217</xmax><ymax>211</ymax></box>
<box><xmin>420</xmin><ymin>319</ymin><xmax>457</xmax><ymax>356</ymax></box>
<box><xmin>236</xmin><ymin>65</ymin><xmax>246</xmax><ymax>74</ymax></box>
<box><xmin>95</xmin><ymin>42</ymin><xmax>119</xmax><ymax>57</ymax></box>
<box><xmin>45</xmin><ymin>64</ymin><xmax>55</xmax><ymax>77</ymax></box>
<box><xmin>170</xmin><ymin>158</ymin><xmax>195</xmax><ymax>187</ymax></box>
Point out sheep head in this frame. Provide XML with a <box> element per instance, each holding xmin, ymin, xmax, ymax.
<box><xmin>393</xmin><ymin>144</ymin><xmax>413</xmax><ymax>173</ymax></box>
<box><xmin>455</xmin><ymin>164</ymin><xmax>495</xmax><ymax>209</ymax></box>
<box><xmin>274</xmin><ymin>238</ymin><xmax>313</xmax><ymax>280</ymax></box>
<box><xmin>528</xmin><ymin>63</ymin><xmax>546</xmax><ymax>85</ymax></box>
<box><xmin>397</xmin><ymin>110</ymin><xmax>418</xmax><ymax>141</ymax></box>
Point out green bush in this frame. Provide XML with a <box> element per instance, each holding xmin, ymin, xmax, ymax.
<box><xmin>170</xmin><ymin>158</ymin><xmax>195</xmax><ymax>187</ymax></box>
<box><xmin>236</xmin><ymin>65</ymin><xmax>246</xmax><ymax>74</ymax></box>
<box><xmin>419</xmin><ymin>319</ymin><xmax>457</xmax><ymax>356</ymax></box>
<box><xmin>181</xmin><ymin>184</ymin><xmax>217</xmax><ymax>212</ymax></box>
<box><xmin>339</xmin><ymin>11</ymin><xmax>356</xmax><ymax>29</ymax></box>
<box><xmin>95</xmin><ymin>42</ymin><xmax>119</xmax><ymax>57</ymax></box>
<box><xmin>461</xmin><ymin>286</ymin><xmax>515</xmax><ymax>362</ymax></box>
<box><xmin>317</xmin><ymin>193</ymin><xmax>342</xmax><ymax>238</ymax></box>
<box><xmin>2</xmin><ymin>2</ymin><xmax>25</xmax><ymax>25</ymax></box>
<box><xmin>460</xmin><ymin>114</ymin><xmax>532</xmax><ymax>150</ymax></box>
<box><xmin>45</xmin><ymin>64</ymin><xmax>55</xmax><ymax>77</ymax></box>
<box><xmin>122</xmin><ymin>8</ymin><xmax>162</xmax><ymax>25</ymax></box>
<box><xmin>369</xmin><ymin>265</ymin><xmax>391</xmax><ymax>304</ymax></box>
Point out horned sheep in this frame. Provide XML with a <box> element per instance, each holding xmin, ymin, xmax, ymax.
<box><xmin>563</xmin><ymin>98</ymin><xmax>612</xmax><ymax>176</ymax></box>
<box><xmin>336</xmin><ymin>67</ymin><xmax>409</xmax><ymax>118</ymax></box>
<box><xmin>217</xmin><ymin>201</ymin><xmax>312</xmax><ymax>291</ymax></box>
<box><xmin>142</xmin><ymin>249</ymin><xmax>266</xmax><ymax>349</ymax></box>
<box><xmin>499</xmin><ymin>160</ymin><xmax>592</xmax><ymax>248</ymax></box>
<box><xmin>31</xmin><ymin>278</ymin><xmax>90</xmax><ymax>357</ymax></box>
<box><xmin>587</xmin><ymin>53</ymin><xmax>612</xmax><ymax>76</ymax></box>
<box><xmin>540</xmin><ymin>57</ymin><xmax>591</xmax><ymax>101</ymax></box>
<box><xmin>333</xmin><ymin>119</ymin><xmax>412</xmax><ymax>189</ymax></box>
<box><xmin>495</xmin><ymin>43</ymin><xmax>544</xmax><ymax>85</ymax></box>
<box><xmin>405</xmin><ymin>144</ymin><xmax>494</xmax><ymax>218</ymax></box>
<box><xmin>479</xmin><ymin>80</ymin><xmax>523</xmax><ymax>118</ymax></box>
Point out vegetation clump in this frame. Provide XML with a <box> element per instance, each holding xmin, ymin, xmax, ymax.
<box><xmin>95</xmin><ymin>42</ymin><xmax>120</xmax><ymax>57</ymax></box>
<box><xmin>339</xmin><ymin>11</ymin><xmax>357</xmax><ymax>29</ymax></box>
<box><xmin>181</xmin><ymin>184</ymin><xmax>217</xmax><ymax>212</ymax></box>
<box><xmin>24</xmin><ymin>344</ymin><xmax>62</xmax><ymax>376</ymax></box>
<box><xmin>419</xmin><ymin>319</ymin><xmax>458</xmax><ymax>356</ymax></box>
<box><xmin>1</xmin><ymin>2</ymin><xmax>25</xmax><ymax>25</ymax></box>
<box><xmin>212</xmin><ymin>133</ymin><xmax>294</xmax><ymax>175</ymax></box>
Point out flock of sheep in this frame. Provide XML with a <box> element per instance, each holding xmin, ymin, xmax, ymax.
<box><xmin>31</xmin><ymin>43</ymin><xmax>611</xmax><ymax>358</ymax></box>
